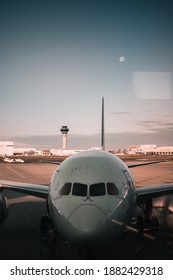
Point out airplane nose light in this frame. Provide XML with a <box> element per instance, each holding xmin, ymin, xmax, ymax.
<box><xmin>67</xmin><ymin>205</ymin><xmax>108</xmax><ymax>245</ymax></box>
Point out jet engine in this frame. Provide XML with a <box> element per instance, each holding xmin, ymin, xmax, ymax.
<box><xmin>0</xmin><ymin>191</ymin><xmax>9</xmax><ymax>225</ymax></box>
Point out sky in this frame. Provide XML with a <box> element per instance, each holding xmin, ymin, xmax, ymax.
<box><xmin>0</xmin><ymin>0</ymin><xmax>173</xmax><ymax>150</ymax></box>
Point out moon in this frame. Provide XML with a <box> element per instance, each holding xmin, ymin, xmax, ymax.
<box><xmin>119</xmin><ymin>56</ymin><xmax>126</xmax><ymax>62</ymax></box>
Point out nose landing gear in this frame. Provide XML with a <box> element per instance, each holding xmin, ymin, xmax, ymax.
<box><xmin>39</xmin><ymin>214</ymin><xmax>60</xmax><ymax>259</ymax></box>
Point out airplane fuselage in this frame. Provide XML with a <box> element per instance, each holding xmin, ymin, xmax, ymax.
<box><xmin>48</xmin><ymin>150</ymin><xmax>136</xmax><ymax>246</ymax></box>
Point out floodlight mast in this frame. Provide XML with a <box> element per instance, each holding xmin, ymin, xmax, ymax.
<box><xmin>101</xmin><ymin>97</ymin><xmax>105</xmax><ymax>150</ymax></box>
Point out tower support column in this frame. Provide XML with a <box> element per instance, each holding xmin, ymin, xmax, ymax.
<box><xmin>60</xmin><ymin>126</ymin><xmax>69</xmax><ymax>150</ymax></box>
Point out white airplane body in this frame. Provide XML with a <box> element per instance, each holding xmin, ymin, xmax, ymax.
<box><xmin>0</xmin><ymin>98</ymin><xmax>173</xmax><ymax>249</ymax></box>
<box><xmin>3</xmin><ymin>157</ymin><xmax>24</xmax><ymax>163</ymax></box>
<box><xmin>48</xmin><ymin>150</ymin><xmax>135</xmax><ymax>245</ymax></box>
<box><xmin>3</xmin><ymin>157</ymin><xmax>15</xmax><ymax>163</ymax></box>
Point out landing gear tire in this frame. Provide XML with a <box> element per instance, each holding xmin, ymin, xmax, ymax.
<box><xmin>39</xmin><ymin>214</ymin><xmax>61</xmax><ymax>259</ymax></box>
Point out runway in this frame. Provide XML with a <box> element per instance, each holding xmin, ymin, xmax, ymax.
<box><xmin>0</xmin><ymin>160</ymin><xmax>173</xmax><ymax>260</ymax></box>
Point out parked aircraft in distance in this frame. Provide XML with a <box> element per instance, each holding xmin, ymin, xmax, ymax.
<box><xmin>0</xmin><ymin>98</ymin><xmax>173</xmax><ymax>251</ymax></box>
<box><xmin>3</xmin><ymin>157</ymin><xmax>24</xmax><ymax>163</ymax></box>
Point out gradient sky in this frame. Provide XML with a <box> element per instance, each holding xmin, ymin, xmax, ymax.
<box><xmin>0</xmin><ymin>0</ymin><xmax>173</xmax><ymax>149</ymax></box>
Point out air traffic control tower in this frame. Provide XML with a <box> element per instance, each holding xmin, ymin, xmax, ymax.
<box><xmin>60</xmin><ymin>126</ymin><xmax>69</xmax><ymax>150</ymax></box>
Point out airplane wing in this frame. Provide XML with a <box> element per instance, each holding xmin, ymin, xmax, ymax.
<box><xmin>0</xmin><ymin>180</ymin><xmax>49</xmax><ymax>199</ymax></box>
<box><xmin>39</xmin><ymin>160</ymin><xmax>61</xmax><ymax>165</ymax></box>
<box><xmin>128</xmin><ymin>160</ymin><xmax>165</xmax><ymax>168</ymax></box>
<box><xmin>135</xmin><ymin>183</ymin><xmax>173</xmax><ymax>202</ymax></box>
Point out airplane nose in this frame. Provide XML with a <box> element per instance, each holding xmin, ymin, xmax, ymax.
<box><xmin>67</xmin><ymin>205</ymin><xmax>109</xmax><ymax>245</ymax></box>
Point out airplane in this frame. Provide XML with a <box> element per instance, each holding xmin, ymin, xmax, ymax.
<box><xmin>3</xmin><ymin>157</ymin><xmax>24</xmax><ymax>163</ymax></box>
<box><xmin>0</xmin><ymin>98</ymin><xmax>173</xmax><ymax>251</ymax></box>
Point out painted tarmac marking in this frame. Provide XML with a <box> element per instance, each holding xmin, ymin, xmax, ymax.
<box><xmin>6</xmin><ymin>166</ymin><xmax>26</xmax><ymax>179</ymax></box>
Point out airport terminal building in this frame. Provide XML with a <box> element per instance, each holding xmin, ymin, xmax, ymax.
<box><xmin>127</xmin><ymin>144</ymin><xmax>173</xmax><ymax>155</ymax></box>
<box><xmin>0</xmin><ymin>141</ymin><xmax>14</xmax><ymax>156</ymax></box>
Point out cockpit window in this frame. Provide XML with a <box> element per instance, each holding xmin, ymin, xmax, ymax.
<box><xmin>72</xmin><ymin>183</ymin><xmax>87</xmax><ymax>196</ymax></box>
<box><xmin>107</xmin><ymin>183</ymin><xmax>119</xmax><ymax>195</ymax></box>
<box><xmin>60</xmin><ymin>183</ymin><xmax>72</xmax><ymax>195</ymax></box>
<box><xmin>90</xmin><ymin>183</ymin><xmax>106</xmax><ymax>196</ymax></box>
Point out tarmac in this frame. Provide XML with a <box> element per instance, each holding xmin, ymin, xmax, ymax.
<box><xmin>0</xmin><ymin>159</ymin><xmax>173</xmax><ymax>260</ymax></box>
